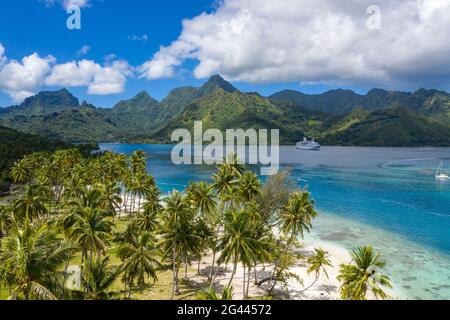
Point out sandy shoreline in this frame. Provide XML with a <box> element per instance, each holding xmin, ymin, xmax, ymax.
<box><xmin>118</xmin><ymin>195</ymin><xmax>403</xmax><ymax>300</ymax></box>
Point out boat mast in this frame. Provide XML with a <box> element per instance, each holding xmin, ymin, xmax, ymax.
<box><xmin>436</xmin><ymin>161</ymin><xmax>443</xmax><ymax>176</ymax></box>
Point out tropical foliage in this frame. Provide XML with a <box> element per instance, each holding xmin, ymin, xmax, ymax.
<box><xmin>337</xmin><ymin>246</ymin><xmax>392</xmax><ymax>300</ymax></box>
<box><xmin>0</xmin><ymin>148</ymin><xmax>392</xmax><ymax>300</ymax></box>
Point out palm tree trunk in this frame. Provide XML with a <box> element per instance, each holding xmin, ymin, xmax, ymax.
<box><xmin>246</xmin><ymin>266</ymin><xmax>251</xmax><ymax>298</ymax></box>
<box><xmin>80</xmin><ymin>248</ymin><xmax>85</xmax><ymax>286</ymax></box>
<box><xmin>184</xmin><ymin>256</ymin><xmax>188</xmax><ymax>279</ymax></box>
<box><xmin>140</xmin><ymin>265</ymin><xmax>145</xmax><ymax>291</ymax></box>
<box><xmin>138</xmin><ymin>193</ymin><xmax>141</xmax><ymax>213</ymax></box>
<box><xmin>175</xmin><ymin>262</ymin><xmax>180</xmax><ymax>295</ymax></box>
<box><xmin>197</xmin><ymin>255</ymin><xmax>201</xmax><ymax>275</ymax></box>
<box><xmin>243</xmin><ymin>266</ymin><xmax>246</xmax><ymax>298</ymax></box>
<box><xmin>301</xmin><ymin>273</ymin><xmax>320</xmax><ymax>293</ymax></box>
<box><xmin>253</xmin><ymin>261</ymin><xmax>258</xmax><ymax>284</ymax></box>
<box><xmin>227</xmin><ymin>257</ymin><xmax>238</xmax><ymax>288</ymax></box>
<box><xmin>209</xmin><ymin>249</ymin><xmax>217</xmax><ymax>282</ymax></box>
<box><xmin>171</xmin><ymin>242</ymin><xmax>177</xmax><ymax>300</ymax></box>
<box><xmin>87</xmin><ymin>249</ymin><xmax>93</xmax><ymax>293</ymax></box>
<box><xmin>209</xmin><ymin>225</ymin><xmax>220</xmax><ymax>281</ymax></box>
<box><xmin>128</xmin><ymin>280</ymin><xmax>132</xmax><ymax>298</ymax></box>
<box><xmin>124</xmin><ymin>191</ymin><xmax>128</xmax><ymax>213</ymax></box>
<box><xmin>268</xmin><ymin>236</ymin><xmax>294</xmax><ymax>295</ymax></box>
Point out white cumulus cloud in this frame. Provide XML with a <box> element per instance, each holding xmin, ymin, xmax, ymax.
<box><xmin>88</xmin><ymin>60</ymin><xmax>132</xmax><ymax>95</ymax></box>
<box><xmin>0</xmin><ymin>43</ymin><xmax>132</xmax><ymax>102</ymax></box>
<box><xmin>45</xmin><ymin>60</ymin><xmax>101</xmax><ymax>87</ymax></box>
<box><xmin>0</xmin><ymin>48</ymin><xmax>55</xmax><ymax>103</ymax></box>
<box><xmin>139</xmin><ymin>0</ymin><xmax>450</xmax><ymax>88</ymax></box>
<box><xmin>45</xmin><ymin>59</ymin><xmax>132</xmax><ymax>95</ymax></box>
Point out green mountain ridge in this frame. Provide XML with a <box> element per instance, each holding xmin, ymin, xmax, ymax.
<box><xmin>0</xmin><ymin>88</ymin><xmax>80</xmax><ymax>117</ymax></box>
<box><xmin>151</xmin><ymin>89</ymin><xmax>322</xmax><ymax>144</ymax></box>
<box><xmin>0</xmin><ymin>75</ymin><xmax>449</xmax><ymax>146</ymax></box>
<box><xmin>269</xmin><ymin>87</ymin><xmax>450</xmax><ymax>121</ymax></box>
<box><xmin>321</xmin><ymin>107</ymin><xmax>450</xmax><ymax>146</ymax></box>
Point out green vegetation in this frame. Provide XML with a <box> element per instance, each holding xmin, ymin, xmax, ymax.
<box><xmin>0</xmin><ymin>126</ymin><xmax>96</xmax><ymax>196</ymax></box>
<box><xmin>338</xmin><ymin>246</ymin><xmax>392</xmax><ymax>300</ymax></box>
<box><xmin>1</xmin><ymin>75</ymin><xmax>449</xmax><ymax>146</ymax></box>
<box><xmin>321</xmin><ymin>107</ymin><xmax>450</xmax><ymax>146</ymax></box>
<box><xmin>0</xmin><ymin>149</ymin><xmax>393</xmax><ymax>300</ymax></box>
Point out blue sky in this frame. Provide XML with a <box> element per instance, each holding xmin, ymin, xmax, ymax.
<box><xmin>0</xmin><ymin>0</ymin><xmax>449</xmax><ymax>107</ymax></box>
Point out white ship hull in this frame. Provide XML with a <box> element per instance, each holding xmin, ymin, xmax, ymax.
<box><xmin>296</xmin><ymin>137</ymin><xmax>321</xmax><ymax>151</ymax></box>
<box><xmin>296</xmin><ymin>144</ymin><xmax>321</xmax><ymax>151</ymax></box>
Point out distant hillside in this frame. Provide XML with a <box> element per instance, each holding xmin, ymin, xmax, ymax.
<box><xmin>152</xmin><ymin>89</ymin><xmax>327</xmax><ymax>145</ymax></box>
<box><xmin>0</xmin><ymin>75</ymin><xmax>449</xmax><ymax>146</ymax></box>
<box><xmin>0</xmin><ymin>88</ymin><xmax>80</xmax><ymax>117</ymax></box>
<box><xmin>270</xmin><ymin>88</ymin><xmax>450</xmax><ymax>121</ymax></box>
<box><xmin>0</xmin><ymin>102</ymin><xmax>120</xmax><ymax>143</ymax></box>
<box><xmin>321</xmin><ymin>107</ymin><xmax>450</xmax><ymax>146</ymax></box>
<box><xmin>0</xmin><ymin>76</ymin><xmax>242</xmax><ymax>143</ymax></box>
<box><xmin>0</xmin><ymin>126</ymin><xmax>95</xmax><ymax>195</ymax></box>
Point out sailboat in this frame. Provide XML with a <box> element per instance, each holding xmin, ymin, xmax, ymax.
<box><xmin>435</xmin><ymin>161</ymin><xmax>449</xmax><ymax>180</ymax></box>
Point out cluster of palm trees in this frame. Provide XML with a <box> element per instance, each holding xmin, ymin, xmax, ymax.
<box><xmin>0</xmin><ymin>149</ymin><xmax>393</xmax><ymax>300</ymax></box>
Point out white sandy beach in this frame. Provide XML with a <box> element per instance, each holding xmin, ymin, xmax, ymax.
<box><xmin>116</xmin><ymin>194</ymin><xmax>402</xmax><ymax>300</ymax></box>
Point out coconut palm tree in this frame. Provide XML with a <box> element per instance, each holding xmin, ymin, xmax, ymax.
<box><xmin>130</xmin><ymin>150</ymin><xmax>147</xmax><ymax>175</ymax></box>
<box><xmin>99</xmin><ymin>182</ymin><xmax>122</xmax><ymax>219</ymax></box>
<box><xmin>117</xmin><ymin>230</ymin><xmax>162</xmax><ymax>293</ymax></box>
<box><xmin>132</xmin><ymin>173</ymin><xmax>154</xmax><ymax>214</ymax></box>
<box><xmin>161</xmin><ymin>191</ymin><xmax>200</xmax><ymax>299</ymax></box>
<box><xmin>10</xmin><ymin>159</ymin><xmax>31</xmax><ymax>185</ymax></box>
<box><xmin>237</xmin><ymin>171</ymin><xmax>261</xmax><ymax>204</ymax></box>
<box><xmin>301</xmin><ymin>248</ymin><xmax>332</xmax><ymax>292</ymax></box>
<box><xmin>0</xmin><ymin>205</ymin><xmax>13</xmax><ymax>246</ymax></box>
<box><xmin>135</xmin><ymin>202</ymin><xmax>160</xmax><ymax>233</ymax></box>
<box><xmin>213</xmin><ymin>164</ymin><xmax>238</xmax><ymax>208</ymax></box>
<box><xmin>268</xmin><ymin>191</ymin><xmax>317</xmax><ymax>294</ymax></box>
<box><xmin>68</xmin><ymin>206</ymin><xmax>114</xmax><ymax>292</ymax></box>
<box><xmin>218</xmin><ymin>209</ymin><xmax>270</xmax><ymax>297</ymax></box>
<box><xmin>79</xmin><ymin>256</ymin><xmax>119</xmax><ymax>300</ymax></box>
<box><xmin>337</xmin><ymin>246</ymin><xmax>392</xmax><ymax>300</ymax></box>
<box><xmin>279</xmin><ymin>191</ymin><xmax>317</xmax><ymax>241</ymax></box>
<box><xmin>0</xmin><ymin>222</ymin><xmax>74</xmax><ymax>300</ymax></box>
<box><xmin>210</xmin><ymin>165</ymin><xmax>240</xmax><ymax>279</ymax></box>
<box><xmin>193</xmin><ymin>218</ymin><xmax>214</xmax><ymax>275</ymax></box>
<box><xmin>226</xmin><ymin>152</ymin><xmax>246</xmax><ymax>177</ymax></box>
<box><xmin>187</xmin><ymin>182</ymin><xmax>216</xmax><ymax>217</ymax></box>
<box><xmin>13</xmin><ymin>184</ymin><xmax>48</xmax><ymax>223</ymax></box>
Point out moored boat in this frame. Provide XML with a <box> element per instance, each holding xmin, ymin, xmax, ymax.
<box><xmin>296</xmin><ymin>137</ymin><xmax>321</xmax><ymax>151</ymax></box>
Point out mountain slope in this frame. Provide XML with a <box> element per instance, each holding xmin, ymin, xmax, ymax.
<box><xmin>0</xmin><ymin>88</ymin><xmax>80</xmax><ymax>117</ymax></box>
<box><xmin>111</xmin><ymin>91</ymin><xmax>161</xmax><ymax>137</ymax></box>
<box><xmin>321</xmin><ymin>107</ymin><xmax>450</xmax><ymax>146</ymax></box>
<box><xmin>151</xmin><ymin>89</ymin><xmax>313</xmax><ymax>144</ymax></box>
<box><xmin>270</xmin><ymin>88</ymin><xmax>450</xmax><ymax>120</ymax></box>
<box><xmin>0</xmin><ymin>103</ymin><xmax>120</xmax><ymax>143</ymax></box>
<box><xmin>0</xmin><ymin>76</ymin><xmax>449</xmax><ymax>146</ymax></box>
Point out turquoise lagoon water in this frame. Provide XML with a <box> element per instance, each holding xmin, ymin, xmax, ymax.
<box><xmin>100</xmin><ymin>144</ymin><xmax>450</xmax><ymax>299</ymax></box>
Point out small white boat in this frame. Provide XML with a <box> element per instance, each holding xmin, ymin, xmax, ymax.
<box><xmin>296</xmin><ymin>137</ymin><xmax>321</xmax><ymax>151</ymax></box>
<box><xmin>435</xmin><ymin>161</ymin><xmax>449</xmax><ymax>180</ymax></box>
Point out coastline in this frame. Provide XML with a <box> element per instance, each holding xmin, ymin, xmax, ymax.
<box><xmin>305</xmin><ymin>211</ymin><xmax>450</xmax><ymax>300</ymax></box>
<box><xmin>302</xmin><ymin>231</ymin><xmax>402</xmax><ymax>300</ymax></box>
<box><xmin>120</xmin><ymin>196</ymin><xmax>405</xmax><ymax>300</ymax></box>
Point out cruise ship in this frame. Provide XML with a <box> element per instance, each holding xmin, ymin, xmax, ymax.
<box><xmin>296</xmin><ymin>137</ymin><xmax>321</xmax><ymax>151</ymax></box>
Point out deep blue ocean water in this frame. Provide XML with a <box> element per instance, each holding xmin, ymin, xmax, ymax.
<box><xmin>100</xmin><ymin>144</ymin><xmax>450</xmax><ymax>299</ymax></box>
